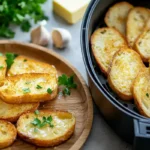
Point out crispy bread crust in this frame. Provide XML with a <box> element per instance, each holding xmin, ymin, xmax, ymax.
<box><xmin>0</xmin><ymin>73</ymin><xmax>58</xmax><ymax>104</ymax></box>
<box><xmin>126</xmin><ymin>7</ymin><xmax>150</xmax><ymax>47</ymax></box>
<box><xmin>91</xmin><ymin>27</ymin><xmax>127</xmax><ymax>75</ymax></box>
<box><xmin>0</xmin><ymin>120</ymin><xmax>17</xmax><ymax>149</ymax></box>
<box><xmin>132</xmin><ymin>68</ymin><xmax>150</xmax><ymax>117</ymax></box>
<box><xmin>108</xmin><ymin>48</ymin><xmax>144</xmax><ymax>100</ymax></box>
<box><xmin>105</xmin><ymin>1</ymin><xmax>133</xmax><ymax>35</ymax></box>
<box><xmin>17</xmin><ymin>110</ymin><xmax>75</xmax><ymax>147</ymax></box>
<box><xmin>7</xmin><ymin>55</ymin><xmax>57</xmax><ymax>77</ymax></box>
<box><xmin>0</xmin><ymin>100</ymin><xmax>39</xmax><ymax>122</ymax></box>
<box><xmin>0</xmin><ymin>56</ymin><xmax>7</xmax><ymax>80</ymax></box>
<box><xmin>134</xmin><ymin>19</ymin><xmax>150</xmax><ymax>62</ymax></box>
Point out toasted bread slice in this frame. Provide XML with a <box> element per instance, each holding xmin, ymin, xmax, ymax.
<box><xmin>0</xmin><ymin>99</ymin><xmax>39</xmax><ymax>122</ymax></box>
<box><xmin>0</xmin><ymin>73</ymin><xmax>58</xmax><ymax>104</ymax></box>
<box><xmin>0</xmin><ymin>120</ymin><xmax>17</xmax><ymax>149</ymax></box>
<box><xmin>7</xmin><ymin>55</ymin><xmax>57</xmax><ymax>77</ymax></box>
<box><xmin>127</xmin><ymin>7</ymin><xmax>150</xmax><ymax>47</ymax></box>
<box><xmin>145</xmin><ymin>18</ymin><xmax>150</xmax><ymax>29</ymax></box>
<box><xmin>108</xmin><ymin>48</ymin><xmax>144</xmax><ymax>100</ymax></box>
<box><xmin>91</xmin><ymin>27</ymin><xmax>127</xmax><ymax>75</ymax></box>
<box><xmin>134</xmin><ymin>19</ymin><xmax>150</xmax><ymax>62</ymax></box>
<box><xmin>133</xmin><ymin>68</ymin><xmax>150</xmax><ymax>117</ymax></box>
<box><xmin>105</xmin><ymin>1</ymin><xmax>133</xmax><ymax>35</ymax></box>
<box><xmin>0</xmin><ymin>56</ymin><xmax>7</xmax><ymax>80</ymax></box>
<box><xmin>17</xmin><ymin>110</ymin><xmax>75</xmax><ymax>147</ymax></box>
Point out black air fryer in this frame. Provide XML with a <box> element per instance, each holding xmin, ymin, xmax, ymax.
<box><xmin>81</xmin><ymin>0</ymin><xmax>150</xmax><ymax>150</ymax></box>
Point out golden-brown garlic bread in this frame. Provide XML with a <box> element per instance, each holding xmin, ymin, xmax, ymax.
<box><xmin>126</xmin><ymin>7</ymin><xmax>150</xmax><ymax>47</ymax></box>
<box><xmin>0</xmin><ymin>55</ymin><xmax>7</xmax><ymax>80</ymax></box>
<box><xmin>108</xmin><ymin>48</ymin><xmax>144</xmax><ymax>100</ymax></box>
<box><xmin>134</xmin><ymin>19</ymin><xmax>150</xmax><ymax>62</ymax></box>
<box><xmin>0</xmin><ymin>99</ymin><xmax>39</xmax><ymax>122</ymax></box>
<box><xmin>133</xmin><ymin>68</ymin><xmax>150</xmax><ymax>117</ymax></box>
<box><xmin>145</xmin><ymin>18</ymin><xmax>150</xmax><ymax>29</ymax></box>
<box><xmin>17</xmin><ymin>110</ymin><xmax>75</xmax><ymax>147</ymax></box>
<box><xmin>105</xmin><ymin>1</ymin><xmax>133</xmax><ymax>35</ymax></box>
<box><xmin>0</xmin><ymin>120</ymin><xmax>17</xmax><ymax>149</ymax></box>
<box><xmin>7</xmin><ymin>55</ymin><xmax>57</xmax><ymax>77</ymax></box>
<box><xmin>91</xmin><ymin>27</ymin><xmax>127</xmax><ymax>75</ymax></box>
<box><xmin>0</xmin><ymin>73</ymin><xmax>58</xmax><ymax>104</ymax></box>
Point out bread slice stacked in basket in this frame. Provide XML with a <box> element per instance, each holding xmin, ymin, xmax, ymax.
<box><xmin>91</xmin><ymin>1</ymin><xmax>150</xmax><ymax>117</ymax></box>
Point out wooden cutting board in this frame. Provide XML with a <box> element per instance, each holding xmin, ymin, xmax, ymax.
<box><xmin>0</xmin><ymin>41</ymin><xmax>93</xmax><ymax>150</ymax></box>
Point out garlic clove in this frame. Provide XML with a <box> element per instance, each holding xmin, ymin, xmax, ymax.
<box><xmin>31</xmin><ymin>25</ymin><xmax>50</xmax><ymax>46</ymax></box>
<box><xmin>51</xmin><ymin>28</ymin><xmax>72</xmax><ymax>49</ymax></box>
<box><xmin>39</xmin><ymin>20</ymin><xmax>47</xmax><ymax>26</ymax></box>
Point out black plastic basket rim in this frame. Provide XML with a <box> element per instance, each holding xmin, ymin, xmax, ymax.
<box><xmin>81</xmin><ymin>0</ymin><xmax>150</xmax><ymax>121</ymax></box>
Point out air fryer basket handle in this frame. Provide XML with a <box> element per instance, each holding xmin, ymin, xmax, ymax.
<box><xmin>134</xmin><ymin>119</ymin><xmax>150</xmax><ymax>150</ymax></box>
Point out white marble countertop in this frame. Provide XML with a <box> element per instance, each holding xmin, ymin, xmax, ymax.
<box><xmin>9</xmin><ymin>0</ymin><xmax>132</xmax><ymax>149</ymax></box>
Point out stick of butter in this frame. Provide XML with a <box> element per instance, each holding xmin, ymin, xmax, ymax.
<box><xmin>53</xmin><ymin>0</ymin><xmax>91</xmax><ymax>24</ymax></box>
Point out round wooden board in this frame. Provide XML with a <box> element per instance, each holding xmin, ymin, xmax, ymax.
<box><xmin>0</xmin><ymin>41</ymin><xmax>93</xmax><ymax>150</ymax></box>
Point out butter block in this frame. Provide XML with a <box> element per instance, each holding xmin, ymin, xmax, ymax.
<box><xmin>53</xmin><ymin>0</ymin><xmax>90</xmax><ymax>24</ymax></box>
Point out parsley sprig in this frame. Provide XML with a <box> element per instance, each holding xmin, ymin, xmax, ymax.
<box><xmin>0</xmin><ymin>0</ymin><xmax>48</xmax><ymax>38</ymax></box>
<box><xmin>5</xmin><ymin>53</ymin><xmax>18</xmax><ymax>69</ymax></box>
<box><xmin>36</xmin><ymin>85</ymin><xmax>42</xmax><ymax>89</ymax></box>
<box><xmin>31</xmin><ymin>116</ymin><xmax>54</xmax><ymax>129</ymax></box>
<box><xmin>31</xmin><ymin>110</ymin><xmax>54</xmax><ymax>131</ymax></box>
<box><xmin>58</xmin><ymin>74</ymin><xmax>77</xmax><ymax>96</ymax></box>
<box><xmin>47</xmin><ymin>88</ymin><xmax>52</xmax><ymax>94</ymax></box>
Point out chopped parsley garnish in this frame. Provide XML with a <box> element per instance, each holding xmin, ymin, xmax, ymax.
<box><xmin>25</xmin><ymin>81</ymin><xmax>30</xmax><ymax>85</ymax></box>
<box><xmin>0</xmin><ymin>66</ymin><xmax>4</xmax><ymax>69</ymax></box>
<box><xmin>24</xmin><ymin>59</ymin><xmax>27</xmax><ymax>62</ymax></box>
<box><xmin>34</xmin><ymin>110</ymin><xmax>39</xmax><ymax>115</ymax></box>
<box><xmin>146</xmin><ymin>93</ymin><xmax>149</xmax><ymax>97</ymax></box>
<box><xmin>58</xmin><ymin>74</ymin><xmax>77</xmax><ymax>96</ymax></box>
<box><xmin>47</xmin><ymin>88</ymin><xmax>52</xmax><ymax>94</ymax></box>
<box><xmin>22</xmin><ymin>88</ymin><xmax>30</xmax><ymax>94</ymax></box>
<box><xmin>31</xmin><ymin>118</ymin><xmax>41</xmax><ymax>126</ymax></box>
<box><xmin>31</xmin><ymin>116</ymin><xmax>54</xmax><ymax>130</ymax></box>
<box><xmin>5</xmin><ymin>53</ymin><xmax>18</xmax><ymax>69</ymax></box>
<box><xmin>34</xmin><ymin>128</ymin><xmax>38</xmax><ymax>133</ymax></box>
<box><xmin>36</xmin><ymin>85</ymin><xmax>42</xmax><ymax>89</ymax></box>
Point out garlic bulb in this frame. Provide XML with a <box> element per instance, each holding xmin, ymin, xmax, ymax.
<box><xmin>31</xmin><ymin>25</ymin><xmax>50</xmax><ymax>46</ymax></box>
<box><xmin>51</xmin><ymin>28</ymin><xmax>72</xmax><ymax>49</ymax></box>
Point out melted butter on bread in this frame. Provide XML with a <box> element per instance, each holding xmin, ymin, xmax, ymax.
<box><xmin>7</xmin><ymin>56</ymin><xmax>57</xmax><ymax>77</ymax></box>
<box><xmin>108</xmin><ymin>48</ymin><xmax>144</xmax><ymax>100</ymax></box>
<box><xmin>0</xmin><ymin>99</ymin><xmax>39</xmax><ymax>122</ymax></box>
<box><xmin>17</xmin><ymin>110</ymin><xmax>75</xmax><ymax>147</ymax></box>
<box><xmin>0</xmin><ymin>73</ymin><xmax>58</xmax><ymax>103</ymax></box>
<box><xmin>21</xmin><ymin>114</ymin><xmax>74</xmax><ymax>139</ymax></box>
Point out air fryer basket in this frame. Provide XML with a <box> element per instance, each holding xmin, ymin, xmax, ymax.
<box><xmin>85</xmin><ymin>0</ymin><xmax>150</xmax><ymax>118</ymax></box>
<box><xmin>81</xmin><ymin>0</ymin><xmax>150</xmax><ymax>150</ymax></box>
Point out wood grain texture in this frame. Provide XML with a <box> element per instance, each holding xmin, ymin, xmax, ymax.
<box><xmin>0</xmin><ymin>41</ymin><xmax>93</xmax><ymax>150</ymax></box>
